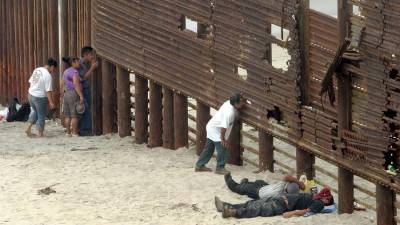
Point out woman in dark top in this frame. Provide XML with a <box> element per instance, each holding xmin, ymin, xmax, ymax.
<box><xmin>215</xmin><ymin>188</ymin><xmax>334</xmax><ymax>219</ymax></box>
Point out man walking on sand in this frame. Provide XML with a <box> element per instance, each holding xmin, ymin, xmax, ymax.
<box><xmin>78</xmin><ymin>46</ymin><xmax>98</xmax><ymax>136</ymax></box>
<box><xmin>195</xmin><ymin>93</ymin><xmax>245</xmax><ymax>175</ymax></box>
<box><xmin>25</xmin><ymin>58</ymin><xmax>58</xmax><ymax>137</ymax></box>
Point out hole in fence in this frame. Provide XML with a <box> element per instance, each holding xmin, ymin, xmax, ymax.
<box><xmin>179</xmin><ymin>15</ymin><xmax>212</xmax><ymax>39</ymax></box>
<box><xmin>271</xmin><ymin>24</ymin><xmax>290</xmax><ymax>41</ymax></box>
<box><xmin>330</xmin><ymin>121</ymin><xmax>338</xmax><ymax>150</ymax></box>
<box><xmin>236</xmin><ymin>66</ymin><xmax>248</xmax><ymax>80</ymax></box>
<box><xmin>387</xmin><ymin>123</ymin><xmax>400</xmax><ymax>134</ymax></box>
<box><xmin>271</xmin><ymin>44</ymin><xmax>290</xmax><ymax>71</ymax></box>
<box><xmin>384</xmin><ymin>147</ymin><xmax>398</xmax><ymax>171</ymax></box>
<box><xmin>179</xmin><ymin>15</ymin><xmax>198</xmax><ymax>33</ymax></box>
<box><xmin>197</xmin><ymin>23</ymin><xmax>212</xmax><ymax>39</ymax></box>
<box><xmin>310</xmin><ymin>0</ymin><xmax>338</xmax><ymax>17</ymax></box>
<box><xmin>352</xmin><ymin>5</ymin><xmax>363</xmax><ymax>17</ymax></box>
<box><xmin>390</xmin><ymin>132</ymin><xmax>399</xmax><ymax>141</ymax></box>
<box><xmin>383</xmin><ymin>108</ymin><xmax>397</xmax><ymax>119</ymax></box>
<box><xmin>310</xmin><ymin>0</ymin><xmax>337</xmax><ymax>18</ymax></box>
<box><xmin>267</xmin><ymin>106</ymin><xmax>282</xmax><ymax>123</ymax></box>
<box><xmin>389</xmin><ymin>68</ymin><xmax>399</xmax><ymax>80</ymax></box>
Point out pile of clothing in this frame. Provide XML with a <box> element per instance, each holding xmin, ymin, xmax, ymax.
<box><xmin>0</xmin><ymin>98</ymin><xmax>30</xmax><ymax>122</ymax></box>
<box><xmin>0</xmin><ymin>107</ymin><xmax>8</xmax><ymax>122</ymax></box>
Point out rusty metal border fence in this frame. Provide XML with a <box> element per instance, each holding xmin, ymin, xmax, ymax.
<box><xmin>91</xmin><ymin>0</ymin><xmax>303</xmax><ymax>141</ymax></box>
<box><xmin>0</xmin><ymin>0</ymin><xmax>59</xmax><ymax>107</ymax></box>
<box><xmin>89</xmin><ymin>1</ymin><xmax>398</xmax><ymax>224</ymax></box>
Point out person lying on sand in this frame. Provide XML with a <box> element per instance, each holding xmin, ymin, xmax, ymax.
<box><xmin>224</xmin><ymin>173</ymin><xmax>305</xmax><ymax>199</ymax></box>
<box><xmin>215</xmin><ymin>188</ymin><xmax>334</xmax><ymax>219</ymax></box>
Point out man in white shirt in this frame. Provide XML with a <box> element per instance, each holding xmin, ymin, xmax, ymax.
<box><xmin>195</xmin><ymin>93</ymin><xmax>245</xmax><ymax>175</ymax></box>
<box><xmin>25</xmin><ymin>58</ymin><xmax>58</xmax><ymax>137</ymax></box>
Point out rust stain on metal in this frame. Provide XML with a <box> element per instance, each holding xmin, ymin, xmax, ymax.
<box><xmin>92</xmin><ymin>0</ymin><xmax>302</xmax><ymax>140</ymax></box>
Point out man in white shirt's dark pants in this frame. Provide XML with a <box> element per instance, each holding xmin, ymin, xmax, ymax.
<box><xmin>25</xmin><ymin>58</ymin><xmax>58</xmax><ymax>137</ymax></box>
<box><xmin>195</xmin><ymin>93</ymin><xmax>245</xmax><ymax>175</ymax></box>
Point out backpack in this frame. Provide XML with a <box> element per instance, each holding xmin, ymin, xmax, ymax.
<box><xmin>15</xmin><ymin>102</ymin><xmax>31</xmax><ymax>121</ymax></box>
<box><xmin>6</xmin><ymin>98</ymin><xmax>19</xmax><ymax>122</ymax></box>
<box><xmin>6</xmin><ymin>98</ymin><xmax>31</xmax><ymax>122</ymax></box>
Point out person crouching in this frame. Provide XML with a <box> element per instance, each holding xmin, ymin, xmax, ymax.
<box><xmin>25</xmin><ymin>58</ymin><xmax>58</xmax><ymax>137</ymax></box>
<box><xmin>194</xmin><ymin>93</ymin><xmax>246</xmax><ymax>175</ymax></box>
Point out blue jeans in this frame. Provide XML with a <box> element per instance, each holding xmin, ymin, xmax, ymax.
<box><xmin>196</xmin><ymin>138</ymin><xmax>227</xmax><ymax>169</ymax></box>
<box><xmin>78</xmin><ymin>88</ymin><xmax>92</xmax><ymax>136</ymax></box>
<box><xmin>28</xmin><ymin>94</ymin><xmax>47</xmax><ymax>132</ymax></box>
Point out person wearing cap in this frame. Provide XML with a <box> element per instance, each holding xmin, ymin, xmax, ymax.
<box><xmin>224</xmin><ymin>173</ymin><xmax>305</xmax><ymax>199</ymax></box>
<box><xmin>214</xmin><ymin>188</ymin><xmax>334</xmax><ymax>219</ymax></box>
<box><xmin>62</xmin><ymin>56</ymin><xmax>84</xmax><ymax>137</ymax></box>
<box><xmin>194</xmin><ymin>93</ymin><xmax>246</xmax><ymax>175</ymax></box>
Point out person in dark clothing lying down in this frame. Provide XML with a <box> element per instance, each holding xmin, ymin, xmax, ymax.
<box><xmin>214</xmin><ymin>188</ymin><xmax>334</xmax><ymax>219</ymax></box>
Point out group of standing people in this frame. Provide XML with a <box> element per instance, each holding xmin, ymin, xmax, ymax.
<box><xmin>25</xmin><ymin>46</ymin><xmax>98</xmax><ymax>137</ymax></box>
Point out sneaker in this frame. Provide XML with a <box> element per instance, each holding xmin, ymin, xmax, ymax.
<box><xmin>195</xmin><ymin>166</ymin><xmax>212</xmax><ymax>172</ymax></box>
<box><xmin>222</xmin><ymin>206</ymin><xmax>237</xmax><ymax>218</ymax></box>
<box><xmin>215</xmin><ymin>168</ymin><xmax>230</xmax><ymax>175</ymax></box>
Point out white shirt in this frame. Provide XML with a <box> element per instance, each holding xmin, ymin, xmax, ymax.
<box><xmin>28</xmin><ymin>67</ymin><xmax>53</xmax><ymax>98</ymax></box>
<box><xmin>206</xmin><ymin>100</ymin><xmax>237</xmax><ymax>142</ymax></box>
<box><xmin>258</xmin><ymin>181</ymin><xmax>288</xmax><ymax>199</ymax></box>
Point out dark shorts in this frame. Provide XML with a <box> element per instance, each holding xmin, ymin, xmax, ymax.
<box><xmin>63</xmin><ymin>89</ymin><xmax>80</xmax><ymax>118</ymax></box>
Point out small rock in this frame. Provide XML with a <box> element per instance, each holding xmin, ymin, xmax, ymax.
<box><xmin>38</xmin><ymin>187</ymin><xmax>56</xmax><ymax>195</ymax></box>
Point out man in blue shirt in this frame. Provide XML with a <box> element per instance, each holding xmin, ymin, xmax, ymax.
<box><xmin>78</xmin><ymin>46</ymin><xmax>98</xmax><ymax>136</ymax></box>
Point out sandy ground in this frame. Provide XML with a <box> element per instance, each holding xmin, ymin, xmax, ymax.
<box><xmin>0</xmin><ymin>118</ymin><xmax>377</xmax><ymax>225</ymax></box>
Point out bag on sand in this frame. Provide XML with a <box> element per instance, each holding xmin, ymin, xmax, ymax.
<box><xmin>299</xmin><ymin>175</ymin><xmax>318</xmax><ymax>195</ymax></box>
<box><xmin>6</xmin><ymin>98</ymin><xmax>19</xmax><ymax>122</ymax></box>
<box><xmin>6</xmin><ymin>98</ymin><xmax>30</xmax><ymax>122</ymax></box>
<box><xmin>15</xmin><ymin>102</ymin><xmax>31</xmax><ymax>121</ymax></box>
